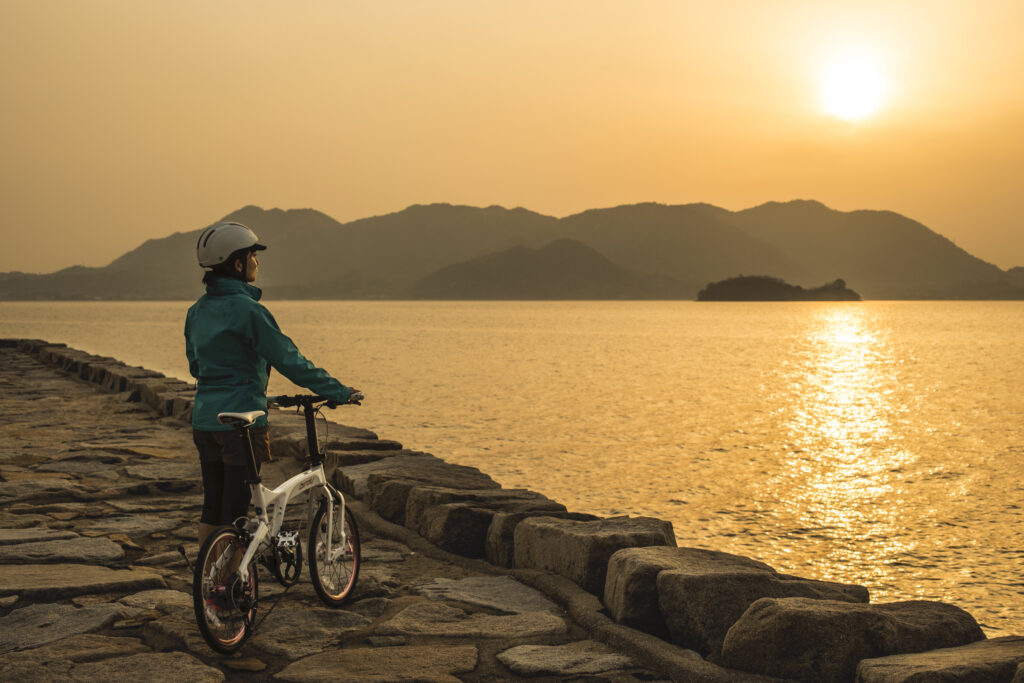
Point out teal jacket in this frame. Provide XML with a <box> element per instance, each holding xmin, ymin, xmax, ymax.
<box><xmin>185</xmin><ymin>277</ymin><xmax>353</xmax><ymax>431</ymax></box>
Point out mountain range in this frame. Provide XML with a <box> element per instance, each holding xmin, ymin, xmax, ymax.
<box><xmin>2</xmin><ymin>201</ymin><xmax>1022</xmax><ymax>300</ymax></box>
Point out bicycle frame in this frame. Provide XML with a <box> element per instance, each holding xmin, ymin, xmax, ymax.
<box><xmin>230</xmin><ymin>402</ymin><xmax>349</xmax><ymax>584</ymax></box>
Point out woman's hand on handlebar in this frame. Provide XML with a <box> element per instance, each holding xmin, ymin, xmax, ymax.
<box><xmin>324</xmin><ymin>390</ymin><xmax>363</xmax><ymax>408</ymax></box>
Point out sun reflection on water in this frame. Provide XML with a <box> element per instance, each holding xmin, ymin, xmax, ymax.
<box><xmin>767</xmin><ymin>306</ymin><xmax>916</xmax><ymax>588</ymax></box>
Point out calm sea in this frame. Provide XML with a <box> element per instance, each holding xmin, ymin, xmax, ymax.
<box><xmin>2</xmin><ymin>300</ymin><xmax>1022</xmax><ymax>635</ymax></box>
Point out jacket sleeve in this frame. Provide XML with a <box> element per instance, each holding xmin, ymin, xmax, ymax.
<box><xmin>184</xmin><ymin>312</ymin><xmax>199</xmax><ymax>379</ymax></box>
<box><xmin>244</xmin><ymin>303</ymin><xmax>353</xmax><ymax>403</ymax></box>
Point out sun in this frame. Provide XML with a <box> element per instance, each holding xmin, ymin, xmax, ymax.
<box><xmin>818</xmin><ymin>50</ymin><xmax>889</xmax><ymax>121</ymax></box>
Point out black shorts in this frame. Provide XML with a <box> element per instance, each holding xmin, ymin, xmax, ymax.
<box><xmin>193</xmin><ymin>427</ymin><xmax>271</xmax><ymax>467</ymax></box>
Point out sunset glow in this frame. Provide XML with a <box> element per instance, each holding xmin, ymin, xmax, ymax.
<box><xmin>0</xmin><ymin>1</ymin><xmax>1023</xmax><ymax>273</ymax></box>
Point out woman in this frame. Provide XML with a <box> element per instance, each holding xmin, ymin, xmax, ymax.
<box><xmin>185</xmin><ymin>221</ymin><xmax>361</xmax><ymax>546</ymax></box>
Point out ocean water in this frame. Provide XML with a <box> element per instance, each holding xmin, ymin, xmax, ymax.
<box><xmin>2</xmin><ymin>300</ymin><xmax>1022</xmax><ymax>635</ymax></box>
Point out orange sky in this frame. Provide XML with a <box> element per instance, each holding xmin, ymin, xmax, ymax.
<box><xmin>2</xmin><ymin>1</ymin><xmax>1022</xmax><ymax>273</ymax></box>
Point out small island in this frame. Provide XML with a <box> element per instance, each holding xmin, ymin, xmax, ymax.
<box><xmin>697</xmin><ymin>275</ymin><xmax>861</xmax><ymax>301</ymax></box>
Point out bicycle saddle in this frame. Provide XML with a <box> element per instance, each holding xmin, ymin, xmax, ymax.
<box><xmin>217</xmin><ymin>410</ymin><xmax>266</xmax><ymax>427</ymax></box>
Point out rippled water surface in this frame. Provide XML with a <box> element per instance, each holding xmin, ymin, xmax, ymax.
<box><xmin>3</xmin><ymin>300</ymin><xmax>1022</xmax><ymax>635</ymax></box>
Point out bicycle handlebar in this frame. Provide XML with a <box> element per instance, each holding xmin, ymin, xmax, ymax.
<box><xmin>268</xmin><ymin>392</ymin><xmax>363</xmax><ymax>409</ymax></box>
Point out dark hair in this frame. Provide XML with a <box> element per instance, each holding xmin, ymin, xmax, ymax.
<box><xmin>201</xmin><ymin>248</ymin><xmax>250</xmax><ymax>285</ymax></box>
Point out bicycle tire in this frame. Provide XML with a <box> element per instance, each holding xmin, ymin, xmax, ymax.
<box><xmin>308</xmin><ymin>500</ymin><xmax>360</xmax><ymax>607</ymax></box>
<box><xmin>193</xmin><ymin>526</ymin><xmax>258</xmax><ymax>654</ymax></box>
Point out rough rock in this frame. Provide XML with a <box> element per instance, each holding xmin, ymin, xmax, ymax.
<box><xmin>856</xmin><ymin>636</ymin><xmax>1024</xmax><ymax>682</ymax></box>
<box><xmin>251</xmin><ymin>607</ymin><xmax>371</xmax><ymax>660</ymax></box>
<box><xmin>497</xmin><ymin>640</ymin><xmax>639</xmax><ymax>676</ymax></box>
<box><xmin>83</xmin><ymin>515</ymin><xmax>183</xmax><ymax>536</ymax></box>
<box><xmin>0</xmin><ymin>603</ymin><xmax>124</xmax><ymax>654</ymax></box>
<box><xmin>1015</xmin><ymin>662</ymin><xmax>1024</xmax><ymax>683</ymax></box>
<box><xmin>276</xmin><ymin>645</ymin><xmax>478</xmax><ymax>682</ymax></box>
<box><xmin>484</xmin><ymin>509</ymin><xmax>600</xmax><ymax>568</ymax></box>
<box><xmin>514</xmin><ymin>515</ymin><xmax>677</xmax><ymax>594</ymax></box>
<box><xmin>72</xmin><ymin>651</ymin><xmax>224</xmax><ymax>682</ymax></box>
<box><xmin>0</xmin><ymin>536</ymin><xmax>124</xmax><ymax>564</ymax></box>
<box><xmin>406</xmin><ymin>486</ymin><xmax>565</xmax><ymax>557</ymax></box>
<box><xmin>333</xmin><ymin>453</ymin><xmax>499</xmax><ymax>520</ymax></box>
<box><xmin>377</xmin><ymin>601</ymin><xmax>567</xmax><ymax>639</ymax></box>
<box><xmin>271</xmin><ymin>421</ymin><xmax>392</xmax><ymax>461</ymax></box>
<box><xmin>602</xmin><ymin>546</ymin><xmax>867</xmax><ymax>655</ymax></box>
<box><xmin>604</xmin><ymin>546</ymin><xmax>767</xmax><ymax>639</ymax></box>
<box><xmin>0</xmin><ymin>528</ymin><xmax>78</xmax><ymax>545</ymax></box>
<box><xmin>0</xmin><ymin>563</ymin><xmax>166</xmax><ymax>599</ymax></box>
<box><xmin>720</xmin><ymin>597</ymin><xmax>987</xmax><ymax>683</ymax></box>
<box><xmin>413</xmin><ymin>576</ymin><xmax>560</xmax><ymax>614</ymax></box>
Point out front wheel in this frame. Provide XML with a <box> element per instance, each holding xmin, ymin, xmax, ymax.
<box><xmin>308</xmin><ymin>500</ymin><xmax>360</xmax><ymax>607</ymax></box>
<box><xmin>193</xmin><ymin>526</ymin><xmax>258</xmax><ymax>654</ymax></box>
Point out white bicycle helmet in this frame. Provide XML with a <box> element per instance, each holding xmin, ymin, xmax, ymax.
<box><xmin>196</xmin><ymin>222</ymin><xmax>266</xmax><ymax>269</ymax></box>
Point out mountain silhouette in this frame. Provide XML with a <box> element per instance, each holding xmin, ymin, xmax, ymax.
<box><xmin>409</xmin><ymin>238</ymin><xmax>686</xmax><ymax>299</ymax></box>
<box><xmin>726</xmin><ymin>200</ymin><xmax>1004</xmax><ymax>298</ymax></box>
<box><xmin>0</xmin><ymin>201</ymin><xmax>1019</xmax><ymax>300</ymax></box>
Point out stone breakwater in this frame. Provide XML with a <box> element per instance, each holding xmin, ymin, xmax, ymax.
<box><xmin>0</xmin><ymin>339</ymin><xmax>1022</xmax><ymax>683</ymax></box>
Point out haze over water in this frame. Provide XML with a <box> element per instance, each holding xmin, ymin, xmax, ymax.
<box><xmin>2</xmin><ymin>300</ymin><xmax>1021</xmax><ymax>636</ymax></box>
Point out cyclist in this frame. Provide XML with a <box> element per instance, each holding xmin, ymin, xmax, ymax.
<box><xmin>185</xmin><ymin>221</ymin><xmax>362</xmax><ymax>548</ymax></box>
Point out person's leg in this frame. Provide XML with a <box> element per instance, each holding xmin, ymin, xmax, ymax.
<box><xmin>219</xmin><ymin>464</ymin><xmax>255</xmax><ymax>526</ymax></box>
<box><xmin>195</xmin><ymin>429</ymin><xmax>227</xmax><ymax>547</ymax></box>
<box><xmin>198</xmin><ymin>458</ymin><xmax>225</xmax><ymax>546</ymax></box>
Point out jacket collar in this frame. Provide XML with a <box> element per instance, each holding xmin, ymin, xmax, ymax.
<box><xmin>206</xmin><ymin>276</ymin><xmax>262</xmax><ymax>301</ymax></box>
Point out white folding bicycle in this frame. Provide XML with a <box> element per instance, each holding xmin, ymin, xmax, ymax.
<box><xmin>192</xmin><ymin>394</ymin><xmax>361</xmax><ymax>654</ymax></box>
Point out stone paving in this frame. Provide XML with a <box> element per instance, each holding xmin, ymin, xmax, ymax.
<box><xmin>0</xmin><ymin>347</ymin><xmax>670</xmax><ymax>682</ymax></box>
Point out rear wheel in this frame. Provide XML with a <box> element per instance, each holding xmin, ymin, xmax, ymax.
<box><xmin>193</xmin><ymin>526</ymin><xmax>258</xmax><ymax>654</ymax></box>
<box><xmin>308</xmin><ymin>500</ymin><xmax>360</xmax><ymax>607</ymax></box>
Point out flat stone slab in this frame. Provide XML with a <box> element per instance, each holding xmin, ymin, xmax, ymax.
<box><xmin>857</xmin><ymin>636</ymin><xmax>1024</xmax><ymax>682</ymax></box>
<box><xmin>0</xmin><ymin>536</ymin><xmax>124</xmax><ymax>564</ymax></box>
<box><xmin>123</xmin><ymin>461</ymin><xmax>198</xmax><ymax>481</ymax></box>
<box><xmin>0</xmin><ymin>603</ymin><xmax>124</xmax><ymax>654</ymax></box>
<box><xmin>514</xmin><ymin>515</ymin><xmax>677</xmax><ymax>594</ymax></box>
<box><xmin>0</xmin><ymin>563</ymin><xmax>166</xmax><ymax>599</ymax></box>
<box><xmin>497</xmin><ymin>640</ymin><xmax>639</xmax><ymax>676</ymax></box>
<box><xmin>377</xmin><ymin>601</ymin><xmax>567</xmax><ymax>639</ymax></box>
<box><xmin>34</xmin><ymin>458</ymin><xmax>118</xmax><ymax>476</ymax></box>
<box><xmin>720</xmin><ymin>598</ymin><xmax>986</xmax><ymax>683</ymax></box>
<box><xmin>251</xmin><ymin>607</ymin><xmax>371</xmax><ymax>660</ymax></box>
<box><xmin>413</xmin><ymin>576</ymin><xmax>560</xmax><ymax>614</ymax></box>
<box><xmin>0</xmin><ymin>512</ymin><xmax>52</xmax><ymax>528</ymax></box>
<box><xmin>83</xmin><ymin>515</ymin><xmax>183</xmax><ymax>536</ymax></box>
<box><xmin>0</xmin><ymin>528</ymin><xmax>78</xmax><ymax>545</ymax></box>
<box><xmin>71</xmin><ymin>651</ymin><xmax>224</xmax><ymax>682</ymax></box>
<box><xmin>118</xmin><ymin>589</ymin><xmax>193</xmax><ymax>611</ymax></box>
<box><xmin>276</xmin><ymin>645</ymin><xmax>478</xmax><ymax>682</ymax></box>
<box><xmin>0</xmin><ymin>633</ymin><xmax>148</xmax><ymax>680</ymax></box>
<box><xmin>0</xmin><ymin>478</ymin><xmax>87</xmax><ymax>504</ymax></box>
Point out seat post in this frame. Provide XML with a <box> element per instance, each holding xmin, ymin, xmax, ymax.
<box><xmin>239</xmin><ymin>426</ymin><xmax>262</xmax><ymax>485</ymax></box>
